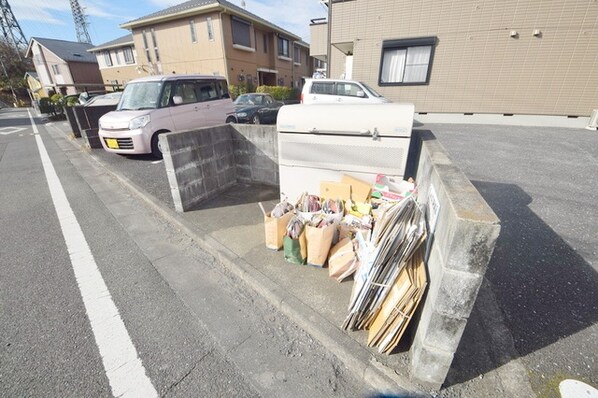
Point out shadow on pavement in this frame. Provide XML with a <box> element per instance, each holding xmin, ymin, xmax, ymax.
<box><xmin>444</xmin><ymin>181</ymin><xmax>598</xmax><ymax>387</ymax></box>
<box><xmin>190</xmin><ymin>183</ymin><xmax>279</xmax><ymax>212</ymax></box>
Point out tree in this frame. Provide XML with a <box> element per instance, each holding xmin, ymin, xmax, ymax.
<box><xmin>0</xmin><ymin>38</ymin><xmax>32</xmax><ymax>106</ymax></box>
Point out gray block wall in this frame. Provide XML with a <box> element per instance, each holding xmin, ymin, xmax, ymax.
<box><xmin>161</xmin><ymin>124</ymin><xmax>279</xmax><ymax>212</ymax></box>
<box><xmin>161</xmin><ymin>125</ymin><xmax>237</xmax><ymax>212</ymax></box>
<box><xmin>408</xmin><ymin>130</ymin><xmax>501</xmax><ymax>388</ymax></box>
<box><xmin>232</xmin><ymin>125</ymin><xmax>279</xmax><ymax>186</ymax></box>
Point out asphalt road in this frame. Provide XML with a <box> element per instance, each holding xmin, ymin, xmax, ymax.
<box><xmin>0</xmin><ymin>109</ymin><xmax>369</xmax><ymax>398</ymax></box>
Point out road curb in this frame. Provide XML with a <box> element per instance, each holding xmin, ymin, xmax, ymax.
<box><xmin>48</xmin><ymin>121</ymin><xmax>426</xmax><ymax>395</ymax></box>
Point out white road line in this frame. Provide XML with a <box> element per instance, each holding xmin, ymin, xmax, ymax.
<box><xmin>27</xmin><ymin>110</ymin><xmax>158</xmax><ymax>398</ymax></box>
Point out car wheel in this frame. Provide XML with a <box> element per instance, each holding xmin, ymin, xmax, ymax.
<box><xmin>151</xmin><ymin>132</ymin><xmax>165</xmax><ymax>159</ymax></box>
<box><xmin>226</xmin><ymin>116</ymin><xmax>236</xmax><ymax>123</ymax></box>
<box><xmin>252</xmin><ymin>114</ymin><xmax>261</xmax><ymax>125</ymax></box>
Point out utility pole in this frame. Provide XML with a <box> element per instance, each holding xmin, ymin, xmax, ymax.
<box><xmin>70</xmin><ymin>0</ymin><xmax>92</xmax><ymax>44</ymax></box>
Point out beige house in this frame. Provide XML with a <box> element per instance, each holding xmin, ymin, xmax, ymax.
<box><xmin>311</xmin><ymin>0</ymin><xmax>598</xmax><ymax>117</ymax></box>
<box><xmin>120</xmin><ymin>0</ymin><xmax>312</xmax><ymax>90</ymax></box>
<box><xmin>88</xmin><ymin>34</ymin><xmax>139</xmax><ymax>90</ymax></box>
<box><xmin>25</xmin><ymin>37</ymin><xmax>104</xmax><ymax>96</ymax></box>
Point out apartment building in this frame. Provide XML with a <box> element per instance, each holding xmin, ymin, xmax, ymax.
<box><xmin>311</xmin><ymin>0</ymin><xmax>598</xmax><ymax>116</ymax></box>
<box><xmin>25</xmin><ymin>37</ymin><xmax>103</xmax><ymax>96</ymax></box>
<box><xmin>120</xmin><ymin>0</ymin><xmax>312</xmax><ymax>89</ymax></box>
<box><xmin>88</xmin><ymin>34</ymin><xmax>139</xmax><ymax>90</ymax></box>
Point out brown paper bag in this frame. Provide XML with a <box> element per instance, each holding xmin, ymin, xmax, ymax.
<box><xmin>328</xmin><ymin>237</ymin><xmax>359</xmax><ymax>282</ymax></box>
<box><xmin>264</xmin><ymin>211</ymin><xmax>294</xmax><ymax>250</ymax></box>
<box><xmin>305</xmin><ymin>223</ymin><xmax>335</xmax><ymax>267</ymax></box>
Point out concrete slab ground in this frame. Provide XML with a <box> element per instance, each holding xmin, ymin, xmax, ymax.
<box><xmin>47</xmin><ymin>118</ymin><xmax>597</xmax><ymax>397</ymax></box>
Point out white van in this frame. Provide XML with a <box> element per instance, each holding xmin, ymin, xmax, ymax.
<box><xmin>301</xmin><ymin>78</ymin><xmax>390</xmax><ymax>104</ymax></box>
<box><xmin>98</xmin><ymin>74</ymin><xmax>234</xmax><ymax>158</ymax></box>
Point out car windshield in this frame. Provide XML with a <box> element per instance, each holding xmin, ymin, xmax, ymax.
<box><xmin>234</xmin><ymin>94</ymin><xmax>263</xmax><ymax>106</ymax></box>
<box><xmin>117</xmin><ymin>82</ymin><xmax>162</xmax><ymax>111</ymax></box>
<box><xmin>361</xmin><ymin>82</ymin><xmax>384</xmax><ymax>98</ymax></box>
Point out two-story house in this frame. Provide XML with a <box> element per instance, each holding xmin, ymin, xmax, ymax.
<box><xmin>88</xmin><ymin>34</ymin><xmax>139</xmax><ymax>91</ymax></box>
<box><xmin>25</xmin><ymin>37</ymin><xmax>104</xmax><ymax>96</ymax></box>
<box><xmin>119</xmin><ymin>0</ymin><xmax>312</xmax><ymax>89</ymax></box>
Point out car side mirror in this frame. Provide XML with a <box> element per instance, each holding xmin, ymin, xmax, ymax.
<box><xmin>172</xmin><ymin>95</ymin><xmax>183</xmax><ymax>105</ymax></box>
<box><xmin>356</xmin><ymin>90</ymin><xmax>366</xmax><ymax>98</ymax></box>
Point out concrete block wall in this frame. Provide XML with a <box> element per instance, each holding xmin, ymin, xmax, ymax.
<box><xmin>408</xmin><ymin>130</ymin><xmax>501</xmax><ymax>388</ymax></box>
<box><xmin>161</xmin><ymin>124</ymin><xmax>279</xmax><ymax>212</ymax></box>
<box><xmin>161</xmin><ymin>125</ymin><xmax>237</xmax><ymax>212</ymax></box>
<box><xmin>161</xmin><ymin>125</ymin><xmax>501</xmax><ymax>389</ymax></box>
<box><xmin>232</xmin><ymin>124</ymin><xmax>279</xmax><ymax>186</ymax></box>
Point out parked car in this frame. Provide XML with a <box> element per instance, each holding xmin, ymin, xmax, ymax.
<box><xmin>301</xmin><ymin>78</ymin><xmax>390</xmax><ymax>104</ymax></box>
<box><xmin>79</xmin><ymin>90</ymin><xmax>107</xmax><ymax>105</ymax></box>
<box><xmin>226</xmin><ymin>93</ymin><xmax>284</xmax><ymax>124</ymax></box>
<box><xmin>98</xmin><ymin>74</ymin><xmax>233</xmax><ymax>158</ymax></box>
<box><xmin>84</xmin><ymin>92</ymin><xmax>122</xmax><ymax>107</ymax></box>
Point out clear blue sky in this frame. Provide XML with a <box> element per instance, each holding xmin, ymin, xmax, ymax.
<box><xmin>13</xmin><ymin>0</ymin><xmax>327</xmax><ymax>46</ymax></box>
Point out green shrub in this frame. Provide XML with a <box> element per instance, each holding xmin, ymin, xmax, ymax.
<box><xmin>229</xmin><ymin>81</ymin><xmax>255</xmax><ymax>99</ymax></box>
<box><xmin>65</xmin><ymin>96</ymin><xmax>79</xmax><ymax>106</ymax></box>
<box><xmin>256</xmin><ymin>85</ymin><xmax>299</xmax><ymax>101</ymax></box>
<box><xmin>38</xmin><ymin>97</ymin><xmax>55</xmax><ymax>115</ymax></box>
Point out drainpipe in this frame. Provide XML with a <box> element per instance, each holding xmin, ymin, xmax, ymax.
<box><xmin>326</xmin><ymin>1</ymin><xmax>332</xmax><ymax>78</ymax></box>
<box><xmin>219</xmin><ymin>10</ymin><xmax>230</xmax><ymax>83</ymax></box>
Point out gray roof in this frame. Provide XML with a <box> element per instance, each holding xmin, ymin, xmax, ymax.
<box><xmin>25</xmin><ymin>71</ymin><xmax>39</xmax><ymax>79</ymax></box>
<box><xmin>29</xmin><ymin>37</ymin><xmax>98</xmax><ymax>63</ymax></box>
<box><xmin>122</xmin><ymin>0</ymin><xmax>300</xmax><ymax>40</ymax></box>
<box><xmin>89</xmin><ymin>34</ymin><xmax>134</xmax><ymax>52</ymax></box>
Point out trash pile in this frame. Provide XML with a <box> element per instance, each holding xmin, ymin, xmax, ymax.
<box><xmin>260</xmin><ymin>174</ymin><xmax>428</xmax><ymax>354</ymax></box>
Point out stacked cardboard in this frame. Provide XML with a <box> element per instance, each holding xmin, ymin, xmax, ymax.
<box><xmin>343</xmin><ymin>196</ymin><xmax>427</xmax><ymax>332</ymax></box>
<box><xmin>262</xmin><ymin>175</ymin><xmax>427</xmax><ymax>353</ymax></box>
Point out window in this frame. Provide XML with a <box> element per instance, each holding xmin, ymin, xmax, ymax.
<box><xmin>263</xmin><ymin>33</ymin><xmax>268</xmax><ymax>53</ymax></box>
<box><xmin>197</xmin><ymin>81</ymin><xmax>219</xmax><ymax>102</ymax></box>
<box><xmin>159</xmin><ymin>82</ymin><xmax>173</xmax><ymax>107</ymax></box>
<box><xmin>379</xmin><ymin>37</ymin><xmax>436</xmax><ymax>85</ymax></box>
<box><xmin>150</xmin><ymin>28</ymin><xmax>160</xmax><ymax>62</ymax></box>
<box><xmin>217</xmin><ymin>80</ymin><xmax>229</xmax><ymax>98</ymax></box>
<box><xmin>311</xmin><ymin>81</ymin><xmax>334</xmax><ymax>95</ymax></box>
<box><xmin>335</xmin><ymin>82</ymin><xmax>363</xmax><ymax>97</ymax></box>
<box><xmin>123</xmin><ymin>46</ymin><xmax>134</xmax><ymax>64</ymax></box>
<box><xmin>231</xmin><ymin>16</ymin><xmax>251</xmax><ymax>48</ymax></box>
<box><xmin>207</xmin><ymin>17</ymin><xmax>214</xmax><ymax>41</ymax></box>
<box><xmin>114</xmin><ymin>51</ymin><xmax>121</xmax><ymax>65</ymax></box>
<box><xmin>174</xmin><ymin>82</ymin><xmax>197</xmax><ymax>104</ymax></box>
<box><xmin>278</xmin><ymin>37</ymin><xmax>289</xmax><ymax>58</ymax></box>
<box><xmin>190</xmin><ymin>20</ymin><xmax>197</xmax><ymax>43</ymax></box>
<box><xmin>103</xmin><ymin>51</ymin><xmax>112</xmax><ymax>66</ymax></box>
<box><xmin>293</xmin><ymin>46</ymin><xmax>300</xmax><ymax>64</ymax></box>
<box><xmin>142</xmin><ymin>30</ymin><xmax>151</xmax><ymax>62</ymax></box>
<box><xmin>51</xmin><ymin>64</ymin><xmax>60</xmax><ymax>74</ymax></box>
<box><xmin>310</xmin><ymin>81</ymin><xmax>366</xmax><ymax>97</ymax></box>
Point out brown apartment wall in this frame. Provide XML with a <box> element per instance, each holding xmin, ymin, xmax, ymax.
<box><xmin>220</xmin><ymin>13</ymin><xmax>299</xmax><ymax>88</ymax></box>
<box><xmin>330</xmin><ymin>0</ymin><xmax>598</xmax><ymax>116</ymax></box>
<box><xmin>69</xmin><ymin>62</ymin><xmax>103</xmax><ymax>87</ymax></box>
<box><xmin>132</xmin><ymin>12</ymin><xmax>227</xmax><ymax>77</ymax></box>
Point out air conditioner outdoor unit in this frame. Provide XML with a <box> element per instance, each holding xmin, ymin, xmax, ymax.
<box><xmin>586</xmin><ymin>109</ymin><xmax>598</xmax><ymax>130</ymax></box>
<box><xmin>276</xmin><ymin>103</ymin><xmax>415</xmax><ymax>201</ymax></box>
